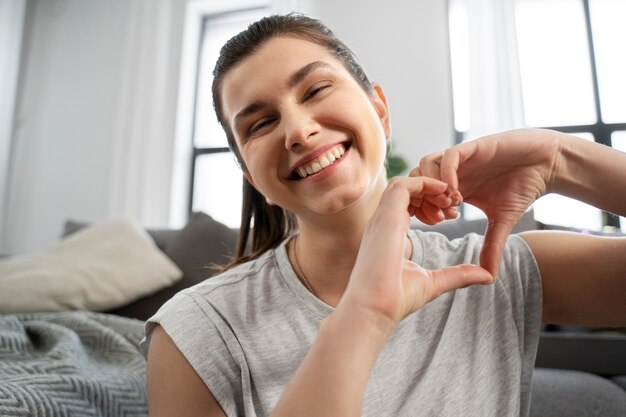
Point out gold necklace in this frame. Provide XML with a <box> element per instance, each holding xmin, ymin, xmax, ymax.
<box><xmin>292</xmin><ymin>235</ymin><xmax>316</xmax><ymax>296</ymax></box>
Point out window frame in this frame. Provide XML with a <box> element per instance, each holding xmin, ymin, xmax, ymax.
<box><xmin>451</xmin><ymin>0</ymin><xmax>625</xmax><ymax>230</ymax></box>
<box><xmin>170</xmin><ymin>0</ymin><xmax>269</xmax><ymax>227</ymax></box>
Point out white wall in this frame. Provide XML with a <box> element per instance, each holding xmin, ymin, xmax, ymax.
<box><xmin>3</xmin><ymin>0</ymin><xmax>454</xmax><ymax>254</ymax></box>
<box><xmin>0</xmin><ymin>0</ymin><xmax>26</xmax><ymax>250</ymax></box>
<box><xmin>5</xmin><ymin>0</ymin><xmax>128</xmax><ymax>253</ymax></box>
<box><xmin>296</xmin><ymin>0</ymin><xmax>455</xmax><ymax>168</ymax></box>
<box><xmin>4</xmin><ymin>0</ymin><xmax>188</xmax><ymax>254</ymax></box>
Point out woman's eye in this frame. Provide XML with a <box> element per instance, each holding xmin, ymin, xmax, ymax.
<box><xmin>248</xmin><ymin>118</ymin><xmax>275</xmax><ymax>136</ymax></box>
<box><xmin>304</xmin><ymin>83</ymin><xmax>331</xmax><ymax>101</ymax></box>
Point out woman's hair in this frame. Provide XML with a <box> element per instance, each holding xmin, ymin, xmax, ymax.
<box><xmin>213</xmin><ymin>13</ymin><xmax>372</xmax><ymax>271</ymax></box>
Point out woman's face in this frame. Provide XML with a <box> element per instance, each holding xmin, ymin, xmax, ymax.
<box><xmin>220</xmin><ymin>36</ymin><xmax>391</xmax><ymax>220</ymax></box>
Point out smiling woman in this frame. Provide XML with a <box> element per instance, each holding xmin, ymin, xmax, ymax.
<box><xmin>141</xmin><ymin>13</ymin><xmax>626</xmax><ymax>417</ymax></box>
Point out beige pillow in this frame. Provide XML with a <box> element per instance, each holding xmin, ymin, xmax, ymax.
<box><xmin>0</xmin><ymin>217</ymin><xmax>183</xmax><ymax>313</ymax></box>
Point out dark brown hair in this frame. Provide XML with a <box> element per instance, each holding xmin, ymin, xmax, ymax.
<box><xmin>212</xmin><ymin>13</ymin><xmax>372</xmax><ymax>270</ymax></box>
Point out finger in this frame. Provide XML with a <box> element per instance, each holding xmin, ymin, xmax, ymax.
<box><xmin>373</xmin><ymin>177</ymin><xmax>444</xmax><ymax>231</ymax></box>
<box><xmin>416</xmin><ymin>152</ymin><xmax>444</xmax><ymax>180</ymax></box>
<box><xmin>409</xmin><ymin>197</ymin><xmax>424</xmax><ymax>208</ymax></box>
<box><xmin>376</xmin><ymin>177</ymin><xmax>449</xmax><ymax>231</ymax></box>
<box><xmin>480</xmin><ymin>216</ymin><xmax>517</xmax><ymax>278</ymax></box>
<box><xmin>439</xmin><ymin>148</ymin><xmax>460</xmax><ymax>192</ymax></box>
<box><xmin>408</xmin><ymin>166</ymin><xmax>422</xmax><ymax>177</ymax></box>
<box><xmin>420</xmin><ymin>201</ymin><xmax>445</xmax><ymax>224</ymax></box>
<box><xmin>443</xmin><ymin>206</ymin><xmax>460</xmax><ymax>220</ymax></box>
<box><xmin>410</xmin><ymin>199</ymin><xmax>459</xmax><ymax>224</ymax></box>
<box><xmin>401</xmin><ymin>176</ymin><xmax>449</xmax><ymax>197</ymax></box>
<box><xmin>429</xmin><ymin>264</ymin><xmax>494</xmax><ymax>300</ymax></box>
<box><xmin>409</xmin><ymin>199</ymin><xmax>445</xmax><ymax>226</ymax></box>
<box><xmin>411</xmin><ymin>192</ymin><xmax>454</xmax><ymax>212</ymax></box>
<box><xmin>424</xmin><ymin>193</ymin><xmax>453</xmax><ymax>208</ymax></box>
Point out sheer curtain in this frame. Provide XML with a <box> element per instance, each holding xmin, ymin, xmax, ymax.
<box><xmin>0</xmin><ymin>0</ymin><xmax>26</xmax><ymax>250</ymax></box>
<box><xmin>449</xmin><ymin>0</ymin><xmax>525</xmax><ymax>140</ymax></box>
<box><xmin>448</xmin><ymin>0</ymin><xmax>525</xmax><ymax>220</ymax></box>
<box><xmin>108</xmin><ymin>0</ymin><xmax>188</xmax><ymax>228</ymax></box>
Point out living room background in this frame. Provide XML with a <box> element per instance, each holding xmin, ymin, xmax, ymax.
<box><xmin>1</xmin><ymin>0</ymin><xmax>623</xmax><ymax>255</ymax></box>
<box><xmin>1</xmin><ymin>0</ymin><xmax>455</xmax><ymax>254</ymax></box>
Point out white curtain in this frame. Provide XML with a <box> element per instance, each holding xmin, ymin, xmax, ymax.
<box><xmin>108</xmin><ymin>0</ymin><xmax>188</xmax><ymax>228</ymax></box>
<box><xmin>0</xmin><ymin>0</ymin><xmax>26</xmax><ymax>250</ymax></box>
<box><xmin>449</xmin><ymin>0</ymin><xmax>525</xmax><ymax>140</ymax></box>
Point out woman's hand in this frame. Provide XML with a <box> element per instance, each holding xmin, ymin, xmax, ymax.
<box><xmin>412</xmin><ymin>129</ymin><xmax>563</xmax><ymax>277</ymax></box>
<box><xmin>340</xmin><ymin>176</ymin><xmax>493</xmax><ymax>329</ymax></box>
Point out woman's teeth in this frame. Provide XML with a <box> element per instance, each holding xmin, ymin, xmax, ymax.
<box><xmin>296</xmin><ymin>144</ymin><xmax>346</xmax><ymax>178</ymax></box>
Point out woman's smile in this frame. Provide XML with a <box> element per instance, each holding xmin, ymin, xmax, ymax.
<box><xmin>290</xmin><ymin>142</ymin><xmax>350</xmax><ymax>180</ymax></box>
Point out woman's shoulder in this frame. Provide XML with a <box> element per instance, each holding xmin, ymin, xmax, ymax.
<box><xmin>177</xmin><ymin>246</ymin><xmax>282</xmax><ymax>304</ymax></box>
<box><xmin>140</xmin><ymin>245</ymin><xmax>286</xmax><ymax>356</ymax></box>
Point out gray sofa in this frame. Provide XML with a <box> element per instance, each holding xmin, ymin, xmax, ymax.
<box><xmin>61</xmin><ymin>211</ymin><xmax>626</xmax><ymax>415</ymax></box>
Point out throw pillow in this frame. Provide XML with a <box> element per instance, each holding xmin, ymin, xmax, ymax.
<box><xmin>106</xmin><ymin>212</ymin><xmax>238</xmax><ymax>320</ymax></box>
<box><xmin>165</xmin><ymin>211</ymin><xmax>238</xmax><ymax>282</ymax></box>
<box><xmin>0</xmin><ymin>217</ymin><xmax>183</xmax><ymax>313</ymax></box>
<box><xmin>63</xmin><ymin>220</ymin><xmax>180</xmax><ymax>252</ymax></box>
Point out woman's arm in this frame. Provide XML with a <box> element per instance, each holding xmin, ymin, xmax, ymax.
<box><xmin>147</xmin><ymin>325</ymin><xmax>227</xmax><ymax>417</ymax></box>
<box><xmin>415</xmin><ymin>129</ymin><xmax>626</xmax><ymax>326</ymax></box>
<box><xmin>522</xmin><ymin>133</ymin><xmax>626</xmax><ymax>326</ymax></box>
<box><xmin>520</xmin><ymin>231</ymin><xmax>626</xmax><ymax>326</ymax></box>
<box><xmin>550</xmin><ymin>133</ymin><xmax>626</xmax><ymax>215</ymax></box>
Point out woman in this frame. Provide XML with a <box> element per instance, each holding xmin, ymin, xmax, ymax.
<box><xmin>142</xmin><ymin>14</ymin><xmax>626</xmax><ymax>417</ymax></box>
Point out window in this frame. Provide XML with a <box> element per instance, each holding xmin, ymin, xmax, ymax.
<box><xmin>177</xmin><ymin>5</ymin><xmax>269</xmax><ymax>228</ymax></box>
<box><xmin>448</xmin><ymin>0</ymin><xmax>626</xmax><ymax>232</ymax></box>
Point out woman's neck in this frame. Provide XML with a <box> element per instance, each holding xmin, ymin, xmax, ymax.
<box><xmin>290</xmin><ymin>178</ymin><xmax>411</xmax><ymax>307</ymax></box>
<box><xmin>292</xmin><ymin>223</ymin><xmax>365</xmax><ymax>307</ymax></box>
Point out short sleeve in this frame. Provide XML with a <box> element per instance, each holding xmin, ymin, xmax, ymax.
<box><xmin>140</xmin><ymin>290</ymin><xmax>245</xmax><ymax>417</ymax></box>
<box><xmin>497</xmin><ymin>235</ymin><xmax>543</xmax><ymax>340</ymax></box>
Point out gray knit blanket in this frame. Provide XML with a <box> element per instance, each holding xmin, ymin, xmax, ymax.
<box><xmin>0</xmin><ymin>312</ymin><xmax>148</xmax><ymax>417</ymax></box>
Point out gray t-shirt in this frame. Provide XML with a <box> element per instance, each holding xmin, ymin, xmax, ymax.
<box><xmin>141</xmin><ymin>230</ymin><xmax>542</xmax><ymax>417</ymax></box>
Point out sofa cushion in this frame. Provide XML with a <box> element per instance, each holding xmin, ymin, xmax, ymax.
<box><xmin>63</xmin><ymin>220</ymin><xmax>180</xmax><ymax>252</ymax></box>
<box><xmin>106</xmin><ymin>212</ymin><xmax>238</xmax><ymax>320</ymax></box>
<box><xmin>0</xmin><ymin>217</ymin><xmax>183</xmax><ymax>313</ymax></box>
<box><xmin>165</xmin><ymin>212</ymin><xmax>238</xmax><ymax>282</ymax></box>
<box><xmin>411</xmin><ymin>209</ymin><xmax>538</xmax><ymax>239</ymax></box>
<box><xmin>530</xmin><ymin>368</ymin><xmax>626</xmax><ymax>416</ymax></box>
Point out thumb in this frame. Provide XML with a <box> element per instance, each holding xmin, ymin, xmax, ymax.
<box><xmin>430</xmin><ymin>264</ymin><xmax>494</xmax><ymax>300</ymax></box>
<box><xmin>480</xmin><ymin>216</ymin><xmax>517</xmax><ymax>278</ymax></box>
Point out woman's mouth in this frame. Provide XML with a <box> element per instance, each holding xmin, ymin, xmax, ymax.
<box><xmin>292</xmin><ymin>143</ymin><xmax>350</xmax><ymax>179</ymax></box>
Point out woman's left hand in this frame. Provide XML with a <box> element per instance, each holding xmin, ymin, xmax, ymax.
<box><xmin>412</xmin><ymin>129</ymin><xmax>563</xmax><ymax>277</ymax></box>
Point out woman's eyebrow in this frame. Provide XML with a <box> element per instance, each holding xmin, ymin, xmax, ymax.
<box><xmin>233</xmin><ymin>100</ymin><xmax>268</xmax><ymax>133</ymax></box>
<box><xmin>287</xmin><ymin>60</ymin><xmax>334</xmax><ymax>89</ymax></box>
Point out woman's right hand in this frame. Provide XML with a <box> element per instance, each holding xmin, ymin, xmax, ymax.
<box><xmin>340</xmin><ymin>176</ymin><xmax>493</xmax><ymax>329</ymax></box>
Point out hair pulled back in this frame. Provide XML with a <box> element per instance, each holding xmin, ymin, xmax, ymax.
<box><xmin>213</xmin><ymin>13</ymin><xmax>372</xmax><ymax>271</ymax></box>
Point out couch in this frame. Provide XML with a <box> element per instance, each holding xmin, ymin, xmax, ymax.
<box><xmin>1</xmin><ymin>211</ymin><xmax>624</xmax><ymax>416</ymax></box>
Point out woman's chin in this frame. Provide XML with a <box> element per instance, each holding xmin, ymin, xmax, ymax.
<box><xmin>305</xmin><ymin>184</ymin><xmax>375</xmax><ymax>216</ymax></box>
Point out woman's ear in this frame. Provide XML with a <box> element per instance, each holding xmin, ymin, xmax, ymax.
<box><xmin>244</xmin><ymin>173</ymin><xmax>275</xmax><ymax>206</ymax></box>
<box><xmin>371</xmin><ymin>83</ymin><xmax>391</xmax><ymax>140</ymax></box>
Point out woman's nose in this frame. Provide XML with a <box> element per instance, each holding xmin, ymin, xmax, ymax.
<box><xmin>283</xmin><ymin>107</ymin><xmax>321</xmax><ymax>150</ymax></box>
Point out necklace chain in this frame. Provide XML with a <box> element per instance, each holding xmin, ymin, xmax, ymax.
<box><xmin>292</xmin><ymin>236</ymin><xmax>316</xmax><ymax>296</ymax></box>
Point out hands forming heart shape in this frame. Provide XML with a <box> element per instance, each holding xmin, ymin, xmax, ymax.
<box><xmin>344</xmin><ymin>129</ymin><xmax>562</xmax><ymax>326</ymax></box>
